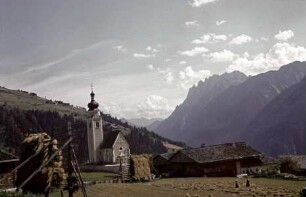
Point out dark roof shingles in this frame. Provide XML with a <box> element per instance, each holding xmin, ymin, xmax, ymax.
<box><xmin>101</xmin><ymin>130</ymin><xmax>120</xmax><ymax>148</ymax></box>
<box><xmin>179</xmin><ymin>142</ymin><xmax>262</xmax><ymax>163</ymax></box>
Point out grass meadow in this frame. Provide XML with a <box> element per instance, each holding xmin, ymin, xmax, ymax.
<box><xmin>74</xmin><ymin>173</ymin><xmax>305</xmax><ymax>197</ymax></box>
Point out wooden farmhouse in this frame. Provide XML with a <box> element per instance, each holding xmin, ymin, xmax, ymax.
<box><xmin>153</xmin><ymin>142</ymin><xmax>265</xmax><ymax>177</ymax></box>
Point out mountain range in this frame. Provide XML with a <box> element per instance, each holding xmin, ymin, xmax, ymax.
<box><xmin>154</xmin><ymin>61</ymin><xmax>306</xmax><ymax>156</ymax></box>
<box><xmin>122</xmin><ymin>117</ymin><xmax>163</xmax><ymax>130</ymax></box>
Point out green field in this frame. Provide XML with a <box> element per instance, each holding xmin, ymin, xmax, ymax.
<box><xmin>81</xmin><ymin>172</ymin><xmax>118</xmax><ymax>182</ymax></box>
<box><xmin>74</xmin><ymin>176</ymin><xmax>305</xmax><ymax>197</ymax></box>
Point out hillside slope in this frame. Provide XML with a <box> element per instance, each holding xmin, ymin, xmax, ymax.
<box><xmin>245</xmin><ymin>77</ymin><xmax>306</xmax><ymax>156</ymax></box>
<box><xmin>0</xmin><ymin>87</ymin><xmax>185</xmax><ymax>160</ymax></box>
<box><xmin>155</xmin><ymin>71</ymin><xmax>248</xmax><ymax>140</ymax></box>
<box><xmin>0</xmin><ymin>86</ymin><xmax>86</xmax><ymax>116</ymax></box>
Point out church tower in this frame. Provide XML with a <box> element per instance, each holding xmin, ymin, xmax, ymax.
<box><xmin>87</xmin><ymin>86</ymin><xmax>103</xmax><ymax>163</ymax></box>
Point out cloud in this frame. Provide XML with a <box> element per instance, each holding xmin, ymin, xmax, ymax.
<box><xmin>146</xmin><ymin>64</ymin><xmax>154</xmax><ymax>70</ymax></box>
<box><xmin>146</xmin><ymin>45</ymin><xmax>159</xmax><ymax>53</ymax></box>
<box><xmin>260</xmin><ymin>37</ymin><xmax>269</xmax><ymax>42</ymax></box>
<box><xmin>274</xmin><ymin>30</ymin><xmax>294</xmax><ymax>41</ymax></box>
<box><xmin>133</xmin><ymin>53</ymin><xmax>155</xmax><ymax>58</ymax></box>
<box><xmin>229</xmin><ymin>34</ymin><xmax>253</xmax><ymax>45</ymax></box>
<box><xmin>192</xmin><ymin>33</ymin><xmax>227</xmax><ymax>44</ymax></box>
<box><xmin>165</xmin><ymin>58</ymin><xmax>172</xmax><ymax>62</ymax></box>
<box><xmin>136</xmin><ymin>95</ymin><xmax>173</xmax><ymax>118</ymax></box>
<box><xmin>189</xmin><ymin>0</ymin><xmax>219</xmax><ymax>7</ymax></box>
<box><xmin>179</xmin><ymin>66</ymin><xmax>211</xmax><ymax>89</ymax></box>
<box><xmin>157</xmin><ymin>68</ymin><xmax>174</xmax><ymax>83</ymax></box>
<box><xmin>205</xmin><ymin>49</ymin><xmax>237</xmax><ymax>62</ymax></box>
<box><xmin>216</xmin><ymin>20</ymin><xmax>227</xmax><ymax>26</ymax></box>
<box><xmin>185</xmin><ymin>20</ymin><xmax>200</xmax><ymax>27</ymax></box>
<box><xmin>179</xmin><ymin>61</ymin><xmax>187</xmax><ymax>65</ymax></box>
<box><xmin>178</xmin><ymin>47</ymin><xmax>209</xmax><ymax>57</ymax></box>
<box><xmin>114</xmin><ymin>45</ymin><xmax>126</xmax><ymax>52</ymax></box>
<box><xmin>23</xmin><ymin>41</ymin><xmax>106</xmax><ymax>73</ymax></box>
<box><xmin>101</xmin><ymin>96</ymin><xmax>174</xmax><ymax>119</ymax></box>
<box><xmin>226</xmin><ymin>42</ymin><xmax>306</xmax><ymax>75</ymax></box>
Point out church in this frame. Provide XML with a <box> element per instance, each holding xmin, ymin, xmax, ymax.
<box><xmin>86</xmin><ymin>88</ymin><xmax>130</xmax><ymax>164</ymax></box>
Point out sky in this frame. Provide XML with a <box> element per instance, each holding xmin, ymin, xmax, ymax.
<box><xmin>0</xmin><ymin>0</ymin><xmax>306</xmax><ymax>119</ymax></box>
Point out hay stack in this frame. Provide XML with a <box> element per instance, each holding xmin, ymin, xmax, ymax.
<box><xmin>130</xmin><ymin>154</ymin><xmax>151</xmax><ymax>181</ymax></box>
<box><xmin>16</xmin><ymin>133</ymin><xmax>65</xmax><ymax>194</ymax></box>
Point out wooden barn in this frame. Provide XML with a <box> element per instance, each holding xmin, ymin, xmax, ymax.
<box><xmin>153</xmin><ymin>142</ymin><xmax>263</xmax><ymax>177</ymax></box>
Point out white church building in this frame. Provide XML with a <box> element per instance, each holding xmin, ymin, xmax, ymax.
<box><xmin>86</xmin><ymin>88</ymin><xmax>130</xmax><ymax>164</ymax></box>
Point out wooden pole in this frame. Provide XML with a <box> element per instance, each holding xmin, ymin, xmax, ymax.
<box><xmin>67</xmin><ymin>122</ymin><xmax>74</xmax><ymax>197</ymax></box>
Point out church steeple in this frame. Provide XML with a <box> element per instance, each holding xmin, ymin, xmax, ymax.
<box><xmin>86</xmin><ymin>84</ymin><xmax>103</xmax><ymax>163</ymax></box>
<box><xmin>87</xmin><ymin>84</ymin><xmax>99</xmax><ymax>111</ymax></box>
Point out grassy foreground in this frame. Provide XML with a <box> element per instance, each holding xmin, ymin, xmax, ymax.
<box><xmin>75</xmin><ymin>176</ymin><xmax>305</xmax><ymax>197</ymax></box>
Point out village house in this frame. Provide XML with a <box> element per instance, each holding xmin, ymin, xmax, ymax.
<box><xmin>86</xmin><ymin>88</ymin><xmax>130</xmax><ymax>164</ymax></box>
<box><xmin>241</xmin><ymin>155</ymin><xmax>278</xmax><ymax>175</ymax></box>
<box><xmin>153</xmin><ymin>142</ymin><xmax>265</xmax><ymax>177</ymax></box>
<box><xmin>162</xmin><ymin>142</ymin><xmax>184</xmax><ymax>153</ymax></box>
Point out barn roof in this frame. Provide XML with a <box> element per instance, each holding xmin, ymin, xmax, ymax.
<box><xmin>101</xmin><ymin>130</ymin><xmax>120</xmax><ymax>148</ymax></box>
<box><xmin>162</xmin><ymin>142</ymin><xmax>183</xmax><ymax>150</ymax></box>
<box><xmin>159</xmin><ymin>152</ymin><xmax>176</xmax><ymax>160</ymax></box>
<box><xmin>262</xmin><ymin>155</ymin><xmax>278</xmax><ymax>165</ymax></box>
<box><xmin>176</xmin><ymin>142</ymin><xmax>262</xmax><ymax>164</ymax></box>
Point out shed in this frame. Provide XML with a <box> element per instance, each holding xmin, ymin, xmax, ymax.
<box><xmin>153</xmin><ymin>142</ymin><xmax>263</xmax><ymax>177</ymax></box>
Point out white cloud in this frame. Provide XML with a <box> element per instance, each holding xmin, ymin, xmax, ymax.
<box><xmin>260</xmin><ymin>37</ymin><xmax>269</xmax><ymax>42</ymax></box>
<box><xmin>147</xmin><ymin>64</ymin><xmax>154</xmax><ymax>70</ymax></box>
<box><xmin>192</xmin><ymin>33</ymin><xmax>227</xmax><ymax>44</ymax></box>
<box><xmin>157</xmin><ymin>68</ymin><xmax>174</xmax><ymax>83</ymax></box>
<box><xmin>179</xmin><ymin>66</ymin><xmax>211</xmax><ymax>89</ymax></box>
<box><xmin>114</xmin><ymin>45</ymin><xmax>126</xmax><ymax>52</ymax></box>
<box><xmin>216</xmin><ymin>20</ymin><xmax>227</xmax><ymax>26</ymax></box>
<box><xmin>243</xmin><ymin>52</ymin><xmax>250</xmax><ymax>58</ymax></box>
<box><xmin>185</xmin><ymin>20</ymin><xmax>200</xmax><ymax>27</ymax></box>
<box><xmin>206</xmin><ymin>49</ymin><xmax>237</xmax><ymax>62</ymax></box>
<box><xmin>133</xmin><ymin>53</ymin><xmax>155</xmax><ymax>58</ymax></box>
<box><xmin>101</xmin><ymin>95</ymin><xmax>174</xmax><ymax>119</ymax></box>
<box><xmin>179</xmin><ymin>61</ymin><xmax>187</xmax><ymax>65</ymax></box>
<box><xmin>229</xmin><ymin>34</ymin><xmax>253</xmax><ymax>45</ymax></box>
<box><xmin>136</xmin><ymin>95</ymin><xmax>173</xmax><ymax>118</ymax></box>
<box><xmin>189</xmin><ymin>0</ymin><xmax>219</xmax><ymax>7</ymax></box>
<box><xmin>146</xmin><ymin>45</ymin><xmax>159</xmax><ymax>53</ymax></box>
<box><xmin>274</xmin><ymin>30</ymin><xmax>294</xmax><ymax>41</ymax></box>
<box><xmin>179</xmin><ymin>47</ymin><xmax>209</xmax><ymax>57</ymax></box>
<box><xmin>227</xmin><ymin>42</ymin><xmax>306</xmax><ymax>75</ymax></box>
<box><xmin>165</xmin><ymin>58</ymin><xmax>172</xmax><ymax>62</ymax></box>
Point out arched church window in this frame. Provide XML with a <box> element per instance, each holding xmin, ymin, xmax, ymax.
<box><xmin>95</xmin><ymin>122</ymin><xmax>100</xmax><ymax>128</ymax></box>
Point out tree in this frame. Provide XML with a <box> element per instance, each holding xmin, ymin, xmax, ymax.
<box><xmin>279</xmin><ymin>157</ymin><xmax>300</xmax><ymax>174</ymax></box>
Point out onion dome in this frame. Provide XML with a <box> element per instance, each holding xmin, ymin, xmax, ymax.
<box><xmin>87</xmin><ymin>90</ymin><xmax>99</xmax><ymax>111</ymax></box>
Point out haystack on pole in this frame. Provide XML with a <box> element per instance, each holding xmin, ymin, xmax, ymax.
<box><xmin>130</xmin><ymin>154</ymin><xmax>151</xmax><ymax>181</ymax></box>
<box><xmin>16</xmin><ymin>133</ymin><xmax>66</xmax><ymax>196</ymax></box>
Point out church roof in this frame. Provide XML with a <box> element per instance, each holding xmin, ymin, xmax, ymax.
<box><xmin>87</xmin><ymin>89</ymin><xmax>99</xmax><ymax>111</ymax></box>
<box><xmin>101</xmin><ymin>130</ymin><xmax>120</xmax><ymax>148</ymax></box>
